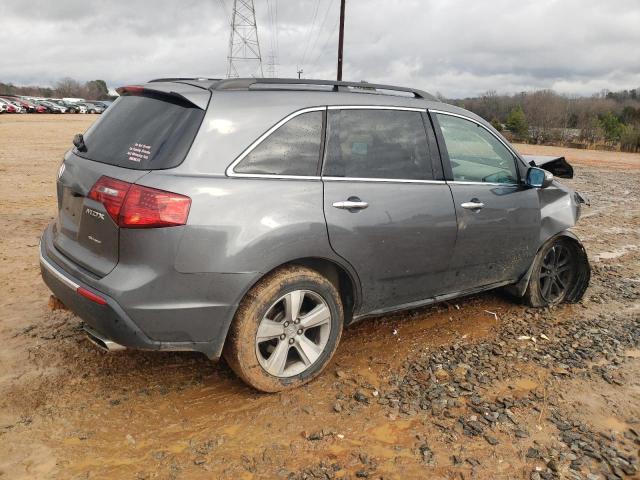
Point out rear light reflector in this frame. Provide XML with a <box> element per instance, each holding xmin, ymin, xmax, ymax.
<box><xmin>88</xmin><ymin>176</ymin><xmax>191</xmax><ymax>228</ymax></box>
<box><xmin>77</xmin><ymin>287</ymin><xmax>107</xmax><ymax>305</ymax></box>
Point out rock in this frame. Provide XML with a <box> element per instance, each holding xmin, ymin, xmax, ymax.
<box><xmin>333</xmin><ymin>402</ymin><xmax>343</xmax><ymax>413</ymax></box>
<box><xmin>48</xmin><ymin>295</ymin><xmax>68</xmax><ymax>311</ymax></box>
<box><xmin>434</xmin><ymin>367</ymin><xmax>449</xmax><ymax>381</ymax></box>
<box><xmin>526</xmin><ymin>448</ymin><xmax>541</xmax><ymax>459</ymax></box>
<box><xmin>419</xmin><ymin>444</ymin><xmax>434</xmax><ymax>464</ymax></box>
<box><xmin>307</xmin><ymin>431</ymin><xmax>323</xmax><ymax>441</ymax></box>
<box><xmin>194</xmin><ymin>458</ymin><xmax>206</xmax><ymax>465</ymax></box>
<box><xmin>483</xmin><ymin>434</ymin><xmax>499</xmax><ymax>446</ymax></box>
<box><xmin>354</xmin><ymin>391</ymin><xmax>369</xmax><ymax>404</ymax></box>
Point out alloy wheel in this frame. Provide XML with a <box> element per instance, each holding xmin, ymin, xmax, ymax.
<box><xmin>255</xmin><ymin>290</ymin><xmax>332</xmax><ymax>378</ymax></box>
<box><xmin>539</xmin><ymin>243</ymin><xmax>575</xmax><ymax>303</ymax></box>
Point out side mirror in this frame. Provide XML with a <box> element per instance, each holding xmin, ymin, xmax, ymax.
<box><xmin>526</xmin><ymin>167</ymin><xmax>553</xmax><ymax>188</ymax></box>
<box><xmin>73</xmin><ymin>133</ymin><xmax>87</xmax><ymax>152</ymax></box>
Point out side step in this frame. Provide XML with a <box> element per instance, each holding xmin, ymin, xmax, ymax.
<box><xmin>84</xmin><ymin>326</ymin><xmax>126</xmax><ymax>352</ymax></box>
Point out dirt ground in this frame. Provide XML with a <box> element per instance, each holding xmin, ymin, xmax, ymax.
<box><xmin>0</xmin><ymin>115</ymin><xmax>638</xmax><ymax>480</ymax></box>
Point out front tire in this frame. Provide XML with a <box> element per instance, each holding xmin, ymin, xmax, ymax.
<box><xmin>523</xmin><ymin>237</ymin><xmax>589</xmax><ymax>307</ymax></box>
<box><xmin>223</xmin><ymin>265</ymin><xmax>343</xmax><ymax>392</ymax></box>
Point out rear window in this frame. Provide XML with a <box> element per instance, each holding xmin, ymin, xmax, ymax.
<box><xmin>323</xmin><ymin>109</ymin><xmax>434</xmax><ymax>180</ymax></box>
<box><xmin>78</xmin><ymin>94</ymin><xmax>205</xmax><ymax>170</ymax></box>
<box><xmin>233</xmin><ymin>110</ymin><xmax>323</xmax><ymax>176</ymax></box>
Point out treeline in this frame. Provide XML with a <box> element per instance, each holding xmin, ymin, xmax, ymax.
<box><xmin>0</xmin><ymin>78</ymin><xmax>111</xmax><ymax>100</ymax></box>
<box><xmin>451</xmin><ymin>88</ymin><xmax>640</xmax><ymax>152</ymax></box>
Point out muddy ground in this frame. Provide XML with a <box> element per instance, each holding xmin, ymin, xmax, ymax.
<box><xmin>0</xmin><ymin>115</ymin><xmax>638</xmax><ymax>480</ymax></box>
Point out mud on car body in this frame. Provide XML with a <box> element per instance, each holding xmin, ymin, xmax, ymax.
<box><xmin>40</xmin><ymin>78</ymin><xmax>590</xmax><ymax>392</ymax></box>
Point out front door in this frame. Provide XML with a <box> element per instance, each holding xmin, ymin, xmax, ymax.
<box><xmin>322</xmin><ymin>107</ymin><xmax>457</xmax><ymax>314</ymax></box>
<box><xmin>432</xmin><ymin>111</ymin><xmax>541</xmax><ymax>291</ymax></box>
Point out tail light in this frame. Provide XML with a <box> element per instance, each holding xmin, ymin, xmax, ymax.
<box><xmin>88</xmin><ymin>176</ymin><xmax>191</xmax><ymax>228</ymax></box>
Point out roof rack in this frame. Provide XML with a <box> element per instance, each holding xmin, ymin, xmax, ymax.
<box><xmin>149</xmin><ymin>77</ymin><xmax>221</xmax><ymax>83</ymax></box>
<box><xmin>211</xmin><ymin>78</ymin><xmax>435</xmax><ymax>100</ymax></box>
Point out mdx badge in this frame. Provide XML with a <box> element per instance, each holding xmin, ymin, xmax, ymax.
<box><xmin>85</xmin><ymin>208</ymin><xmax>105</xmax><ymax>220</ymax></box>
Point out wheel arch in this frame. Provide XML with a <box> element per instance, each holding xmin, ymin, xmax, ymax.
<box><xmin>509</xmin><ymin>230</ymin><xmax>590</xmax><ymax>300</ymax></box>
<box><xmin>214</xmin><ymin>256</ymin><xmax>361</xmax><ymax>359</ymax></box>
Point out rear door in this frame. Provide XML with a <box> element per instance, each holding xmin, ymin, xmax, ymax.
<box><xmin>322</xmin><ymin>107</ymin><xmax>457</xmax><ymax>314</ymax></box>
<box><xmin>53</xmin><ymin>91</ymin><xmax>206</xmax><ymax>277</ymax></box>
<box><xmin>431</xmin><ymin>110</ymin><xmax>540</xmax><ymax>291</ymax></box>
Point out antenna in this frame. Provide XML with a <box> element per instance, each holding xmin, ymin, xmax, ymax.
<box><xmin>226</xmin><ymin>0</ymin><xmax>264</xmax><ymax>78</ymax></box>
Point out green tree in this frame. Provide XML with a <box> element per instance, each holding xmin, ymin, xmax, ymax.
<box><xmin>506</xmin><ymin>105</ymin><xmax>528</xmax><ymax>139</ymax></box>
<box><xmin>85</xmin><ymin>80</ymin><xmax>109</xmax><ymax>100</ymax></box>
<box><xmin>490</xmin><ymin>118</ymin><xmax>503</xmax><ymax>131</ymax></box>
<box><xmin>598</xmin><ymin>112</ymin><xmax>625</xmax><ymax>143</ymax></box>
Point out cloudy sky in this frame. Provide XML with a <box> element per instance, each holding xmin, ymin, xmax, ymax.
<box><xmin>2</xmin><ymin>0</ymin><xmax>639</xmax><ymax>98</ymax></box>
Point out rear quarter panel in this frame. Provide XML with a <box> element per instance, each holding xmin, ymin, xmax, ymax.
<box><xmin>139</xmin><ymin>174</ymin><xmax>341</xmax><ymax>278</ymax></box>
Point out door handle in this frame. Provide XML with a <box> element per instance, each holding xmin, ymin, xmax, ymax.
<box><xmin>461</xmin><ymin>201</ymin><xmax>485</xmax><ymax>210</ymax></box>
<box><xmin>333</xmin><ymin>200</ymin><xmax>369</xmax><ymax>210</ymax></box>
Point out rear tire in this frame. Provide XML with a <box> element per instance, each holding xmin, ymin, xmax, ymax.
<box><xmin>223</xmin><ymin>265</ymin><xmax>343</xmax><ymax>392</ymax></box>
<box><xmin>523</xmin><ymin>237</ymin><xmax>588</xmax><ymax>307</ymax></box>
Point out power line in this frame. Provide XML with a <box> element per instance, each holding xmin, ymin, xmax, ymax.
<box><xmin>300</xmin><ymin>0</ymin><xmax>322</xmax><ymax>68</ymax></box>
<box><xmin>217</xmin><ymin>0</ymin><xmax>231</xmax><ymax>25</ymax></box>
<box><xmin>310</xmin><ymin>9</ymin><xmax>339</xmax><ymax>68</ymax></box>
<box><xmin>305</xmin><ymin>0</ymin><xmax>336</xmax><ymax>72</ymax></box>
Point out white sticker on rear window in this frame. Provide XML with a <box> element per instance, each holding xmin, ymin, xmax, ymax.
<box><xmin>127</xmin><ymin>143</ymin><xmax>151</xmax><ymax>163</ymax></box>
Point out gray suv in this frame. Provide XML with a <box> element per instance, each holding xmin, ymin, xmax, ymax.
<box><xmin>40</xmin><ymin>78</ymin><xmax>590</xmax><ymax>392</ymax></box>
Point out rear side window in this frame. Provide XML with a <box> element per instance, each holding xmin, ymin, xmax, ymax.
<box><xmin>436</xmin><ymin>113</ymin><xmax>518</xmax><ymax>184</ymax></box>
<box><xmin>323</xmin><ymin>109</ymin><xmax>433</xmax><ymax>180</ymax></box>
<box><xmin>234</xmin><ymin>110</ymin><xmax>323</xmax><ymax>176</ymax></box>
<box><xmin>79</xmin><ymin>94</ymin><xmax>205</xmax><ymax>170</ymax></box>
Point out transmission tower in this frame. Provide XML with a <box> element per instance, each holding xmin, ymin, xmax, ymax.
<box><xmin>226</xmin><ymin>0</ymin><xmax>264</xmax><ymax>78</ymax></box>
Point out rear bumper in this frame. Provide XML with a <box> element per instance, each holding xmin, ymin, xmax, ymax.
<box><xmin>40</xmin><ymin>242</ymin><xmax>176</xmax><ymax>352</ymax></box>
<box><xmin>40</xmin><ymin>224</ymin><xmax>257</xmax><ymax>358</ymax></box>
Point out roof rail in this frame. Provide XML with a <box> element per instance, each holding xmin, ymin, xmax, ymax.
<box><xmin>149</xmin><ymin>77</ymin><xmax>221</xmax><ymax>83</ymax></box>
<box><xmin>211</xmin><ymin>78</ymin><xmax>435</xmax><ymax>100</ymax></box>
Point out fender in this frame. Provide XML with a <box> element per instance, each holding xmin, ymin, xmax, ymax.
<box><xmin>509</xmin><ymin>230</ymin><xmax>590</xmax><ymax>301</ymax></box>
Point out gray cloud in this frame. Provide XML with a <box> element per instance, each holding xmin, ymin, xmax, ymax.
<box><xmin>1</xmin><ymin>0</ymin><xmax>639</xmax><ymax>97</ymax></box>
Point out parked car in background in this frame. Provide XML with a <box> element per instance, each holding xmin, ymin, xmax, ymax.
<box><xmin>39</xmin><ymin>77</ymin><xmax>591</xmax><ymax>392</ymax></box>
<box><xmin>0</xmin><ymin>98</ymin><xmax>20</xmax><ymax>113</ymax></box>
<box><xmin>80</xmin><ymin>102</ymin><xmax>105</xmax><ymax>114</ymax></box>
<box><xmin>39</xmin><ymin>100</ymin><xmax>67</xmax><ymax>113</ymax></box>
<box><xmin>0</xmin><ymin>103</ymin><xmax>6</xmax><ymax>113</ymax></box>
<box><xmin>89</xmin><ymin>100</ymin><xmax>112</xmax><ymax>110</ymax></box>
<box><xmin>3</xmin><ymin>97</ymin><xmax>38</xmax><ymax>113</ymax></box>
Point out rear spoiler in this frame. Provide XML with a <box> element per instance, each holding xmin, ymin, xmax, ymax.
<box><xmin>116</xmin><ymin>84</ymin><xmax>210</xmax><ymax>110</ymax></box>
<box><xmin>522</xmin><ymin>155</ymin><xmax>574</xmax><ymax>179</ymax></box>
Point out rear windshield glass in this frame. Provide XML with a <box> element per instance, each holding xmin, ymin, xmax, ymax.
<box><xmin>78</xmin><ymin>94</ymin><xmax>205</xmax><ymax>170</ymax></box>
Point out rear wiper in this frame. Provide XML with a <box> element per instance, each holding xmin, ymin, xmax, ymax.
<box><xmin>73</xmin><ymin>133</ymin><xmax>87</xmax><ymax>152</ymax></box>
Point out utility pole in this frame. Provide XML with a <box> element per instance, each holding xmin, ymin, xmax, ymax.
<box><xmin>226</xmin><ymin>0</ymin><xmax>264</xmax><ymax>78</ymax></box>
<box><xmin>336</xmin><ymin>0</ymin><xmax>345</xmax><ymax>81</ymax></box>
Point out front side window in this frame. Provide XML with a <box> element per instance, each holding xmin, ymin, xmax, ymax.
<box><xmin>234</xmin><ymin>110</ymin><xmax>323</xmax><ymax>176</ymax></box>
<box><xmin>323</xmin><ymin>109</ymin><xmax>433</xmax><ymax>180</ymax></box>
<box><xmin>436</xmin><ymin>113</ymin><xmax>518</xmax><ymax>184</ymax></box>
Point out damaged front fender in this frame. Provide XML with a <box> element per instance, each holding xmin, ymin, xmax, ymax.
<box><xmin>538</xmin><ymin>181</ymin><xmax>587</xmax><ymax>243</ymax></box>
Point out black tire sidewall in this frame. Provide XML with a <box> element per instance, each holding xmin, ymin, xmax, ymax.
<box><xmin>527</xmin><ymin>237</ymin><xmax>574</xmax><ymax>307</ymax></box>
